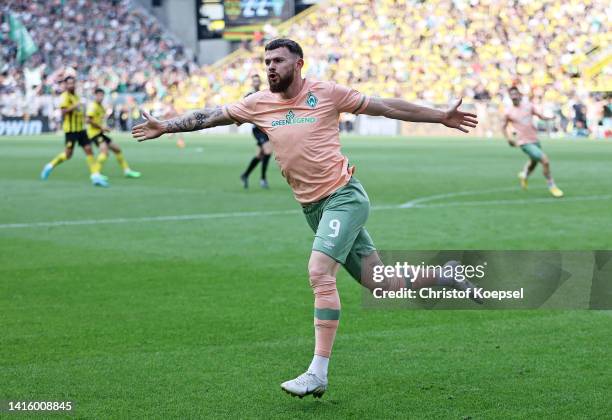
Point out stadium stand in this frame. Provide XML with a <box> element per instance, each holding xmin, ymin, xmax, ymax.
<box><xmin>1</xmin><ymin>0</ymin><xmax>194</xmax><ymax>129</ymax></box>
<box><xmin>1</xmin><ymin>0</ymin><xmax>610</xmax><ymax>136</ymax></box>
<box><xmin>163</xmin><ymin>0</ymin><xmax>610</xmax><ymax>136</ymax></box>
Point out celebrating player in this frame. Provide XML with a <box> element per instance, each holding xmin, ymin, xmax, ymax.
<box><xmin>40</xmin><ymin>76</ymin><xmax>108</xmax><ymax>187</ymax></box>
<box><xmin>87</xmin><ymin>88</ymin><xmax>141</xmax><ymax>179</ymax></box>
<box><xmin>502</xmin><ymin>86</ymin><xmax>563</xmax><ymax>197</ymax></box>
<box><xmin>240</xmin><ymin>74</ymin><xmax>272</xmax><ymax>189</ymax></box>
<box><xmin>132</xmin><ymin>39</ymin><xmax>479</xmax><ymax>398</ymax></box>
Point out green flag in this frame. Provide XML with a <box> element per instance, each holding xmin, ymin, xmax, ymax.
<box><xmin>8</xmin><ymin>13</ymin><xmax>38</xmax><ymax>64</ymax></box>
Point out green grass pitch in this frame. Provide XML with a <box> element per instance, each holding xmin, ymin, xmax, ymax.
<box><xmin>1</xmin><ymin>133</ymin><xmax>611</xmax><ymax>418</ymax></box>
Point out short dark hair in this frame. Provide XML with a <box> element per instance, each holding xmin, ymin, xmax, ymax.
<box><xmin>94</xmin><ymin>87</ymin><xmax>104</xmax><ymax>94</ymax></box>
<box><xmin>508</xmin><ymin>86</ymin><xmax>520</xmax><ymax>93</ymax></box>
<box><xmin>264</xmin><ymin>38</ymin><xmax>303</xmax><ymax>58</ymax></box>
<box><xmin>64</xmin><ymin>75</ymin><xmax>75</xmax><ymax>82</ymax></box>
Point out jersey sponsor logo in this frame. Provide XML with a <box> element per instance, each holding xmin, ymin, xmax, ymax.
<box><xmin>306</xmin><ymin>91</ymin><xmax>318</xmax><ymax>108</ymax></box>
<box><xmin>271</xmin><ymin>110</ymin><xmax>317</xmax><ymax>127</ymax></box>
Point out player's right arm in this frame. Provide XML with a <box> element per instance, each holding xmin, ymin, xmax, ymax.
<box><xmin>501</xmin><ymin>116</ymin><xmax>516</xmax><ymax>147</ymax></box>
<box><xmin>132</xmin><ymin>106</ymin><xmax>234</xmax><ymax>142</ymax></box>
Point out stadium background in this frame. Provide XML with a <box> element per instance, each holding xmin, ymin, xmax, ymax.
<box><xmin>1</xmin><ymin>0</ymin><xmax>612</xmax><ymax>418</ymax></box>
<box><xmin>1</xmin><ymin>0</ymin><xmax>610</xmax><ymax>137</ymax></box>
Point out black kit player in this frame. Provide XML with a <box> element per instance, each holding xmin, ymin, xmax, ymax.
<box><xmin>240</xmin><ymin>74</ymin><xmax>272</xmax><ymax>189</ymax></box>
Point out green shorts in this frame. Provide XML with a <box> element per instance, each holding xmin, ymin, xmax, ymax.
<box><xmin>302</xmin><ymin>177</ymin><xmax>376</xmax><ymax>282</ymax></box>
<box><xmin>520</xmin><ymin>142</ymin><xmax>544</xmax><ymax>162</ymax></box>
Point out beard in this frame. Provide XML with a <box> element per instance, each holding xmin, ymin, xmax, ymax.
<box><xmin>268</xmin><ymin>71</ymin><xmax>294</xmax><ymax>93</ymax></box>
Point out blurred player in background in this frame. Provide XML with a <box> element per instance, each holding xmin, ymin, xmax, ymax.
<box><xmin>132</xmin><ymin>38</ymin><xmax>479</xmax><ymax>399</ymax></box>
<box><xmin>40</xmin><ymin>76</ymin><xmax>108</xmax><ymax>187</ymax></box>
<box><xmin>503</xmin><ymin>86</ymin><xmax>563</xmax><ymax>198</ymax></box>
<box><xmin>88</xmin><ymin>88</ymin><xmax>141</xmax><ymax>179</ymax></box>
<box><xmin>240</xmin><ymin>74</ymin><xmax>272</xmax><ymax>189</ymax></box>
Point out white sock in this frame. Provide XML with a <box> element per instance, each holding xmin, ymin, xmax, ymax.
<box><xmin>308</xmin><ymin>355</ymin><xmax>329</xmax><ymax>380</ymax></box>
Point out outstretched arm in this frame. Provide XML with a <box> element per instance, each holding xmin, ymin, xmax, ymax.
<box><xmin>132</xmin><ymin>106</ymin><xmax>234</xmax><ymax>142</ymax></box>
<box><xmin>362</xmin><ymin>97</ymin><xmax>478</xmax><ymax>133</ymax></box>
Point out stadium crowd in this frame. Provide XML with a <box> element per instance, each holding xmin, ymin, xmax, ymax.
<box><xmin>164</xmin><ymin>0</ymin><xmax>610</xmax><ymax>137</ymax></box>
<box><xmin>1</xmin><ymin>0</ymin><xmax>610</xmax><ymax>137</ymax></box>
<box><xmin>1</xmin><ymin>0</ymin><xmax>195</xmax><ymax>129</ymax></box>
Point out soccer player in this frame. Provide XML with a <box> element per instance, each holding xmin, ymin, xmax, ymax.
<box><xmin>132</xmin><ymin>39</ymin><xmax>479</xmax><ymax>398</ymax></box>
<box><xmin>502</xmin><ymin>86</ymin><xmax>563</xmax><ymax>197</ymax></box>
<box><xmin>41</xmin><ymin>76</ymin><xmax>108</xmax><ymax>187</ymax></box>
<box><xmin>240</xmin><ymin>74</ymin><xmax>272</xmax><ymax>189</ymax></box>
<box><xmin>87</xmin><ymin>88</ymin><xmax>141</xmax><ymax>178</ymax></box>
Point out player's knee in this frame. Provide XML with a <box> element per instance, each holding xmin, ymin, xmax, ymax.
<box><xmin>65</xmin><ymin>149</ymin><xmax>73</xmax><ymax>159</ymax></box>
<box><xmin>308</xmin><ymin>265</ymin><xmax>337</xmax><ymax>294</ymax></box>
<box><xmin>541</xmin><ymin>156</ymin><xmax>549</xmax><ymax>165</ymax></box>
<box><xmin>309</xmin><ymin>273</ymin><xmax>340</xmax><ymax>309</ymax></box>
<box><xmin>308</xmin><ymin>262</ymin><xmax>331</xmax><ymax>281</ymax></box>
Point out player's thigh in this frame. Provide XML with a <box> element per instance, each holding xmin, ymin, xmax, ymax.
<box><xmin>77</xmin><ymin>131</ymin><xmax>92</xmax><ymax>149</ymax></box>
<box><xmin>261</xmin><ymin>141</ymin><xmax>272</xmax><ymax>155</ymax></box>
<box><xmin>64</xmin><ymin>133</ymin><xmax>77</xmax><ymax>156</ymax></box>
<box><xmin>312</xmin><ymin>180</ymin><xmax>371</xmax><ymax>264</ymax></box>
<box><xmin>342</xmin><ymin>228</ymin><xmax>378</xmax><ymax>283</ymax></box>
<box><xmin>93</xmin><ymin>136</ymin><xmax>109</xmax><ymax>153</ymax></box>
<box><xmin>308</xmin><ymin>250</ymin><xmax>341</xmax><ymax>278</ymax></box>
<box><xmin>520</xmin><ymin>143</ymin><xmax>544</xmax><ymax>162</ymax></box>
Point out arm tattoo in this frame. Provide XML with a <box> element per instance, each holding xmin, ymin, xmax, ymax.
<box><xmin>164</xmin><ymin>106</ymin><xmax>225</xmax><ymax>133</ymax></box>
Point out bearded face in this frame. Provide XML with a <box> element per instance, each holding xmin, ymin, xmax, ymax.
<box><xmin>264</xmin><ymin>48</ymin><xmax>302</xmax><ymax>93</ymax></box>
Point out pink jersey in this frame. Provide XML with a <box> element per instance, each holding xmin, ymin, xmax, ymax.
<box><xmin>505</xmin><ymin>101</ymin><xmax>538</xmax><ymax>145</ymax></box>
<box><xmin>223</xmin><ymin>79</ymin><xmax>370</xmax><ymax>204</ymax></box>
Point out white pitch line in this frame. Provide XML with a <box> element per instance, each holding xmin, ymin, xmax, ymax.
<box><xmin>1</xmin><ymin>192</ymin><xmax>610</xmax><ymax>230</ymax></box>
<box><xmin>405</xmin><ymin>194</ymin><xmax>612</xmax><ymax>209</ymax></box>
<box><xmin>400</xmin><ymin>186</ymin><xmax>518</xmax><ymax>208</ymax></box>
<box><xmin>0</xmin><ymin>209</ymin><xmax>300</xmax><ymax>229</ymax></box>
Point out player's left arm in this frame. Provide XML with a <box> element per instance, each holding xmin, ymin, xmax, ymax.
<box><xmin>363</xmin><ymin>97</ymin><xmax>478</xmax><ymax>133</ymax></box>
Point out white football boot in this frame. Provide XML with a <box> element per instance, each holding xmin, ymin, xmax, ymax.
<box><xmin>281</xmin><ymin>372</ymin><xmax>328</xmax><ymax>399</ymax></box>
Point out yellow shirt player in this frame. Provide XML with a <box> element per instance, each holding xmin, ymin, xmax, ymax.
<box><xmin>87</xmin><ymin>88</ymin><xmax>140</xmax><ymax>178</ymax></box>
<box><xmin>40</xmin><ymin>76</ymin><xmax>108</xmax><ymax>187</ymax></box>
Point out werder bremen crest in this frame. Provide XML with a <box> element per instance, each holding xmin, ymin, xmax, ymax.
<box><xmin>306</xmin><ymin>91</ymin><xmax>318</xmax><ymax>108</ymax></box>
<box><xmin>286</xmin><ymin>110</ymin><xmax>295</xmax><ymax>123</ymax></box>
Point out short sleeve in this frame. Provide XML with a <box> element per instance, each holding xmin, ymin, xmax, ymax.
<box><xmin>223</xmin><ymin>93</ymin><xmax>259</xmax><ymax>125</ymax></box>
<box><xmin>329</xmin><ymin>83</ymin><xmax>370</xmax><ymax>114</ymax></box>
<box><xmin>59</xmin><ymin>93</ymin><xmax>70</xmax><ymax>108</ymax></box>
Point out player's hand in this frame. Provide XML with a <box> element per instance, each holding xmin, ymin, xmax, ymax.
<box><xmin>132</xmin><ymin>111</ymin><xmax>165</xmax><ymax>141</ymax></box>
<box><xmin>441</xmin><ymin>98</ymin><xmax>478</xmax><ymax>133</ymax></box>
<box><xmin>103</xmin><ymin>127</ymin><xmax>111</xmax><ymax>133</ymax></box>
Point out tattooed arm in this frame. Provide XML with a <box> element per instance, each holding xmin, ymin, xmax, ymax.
<box><xmin>131</xmin><ymin>106</ymin><xmax>234</xmax><ymax>142</ymax></box>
